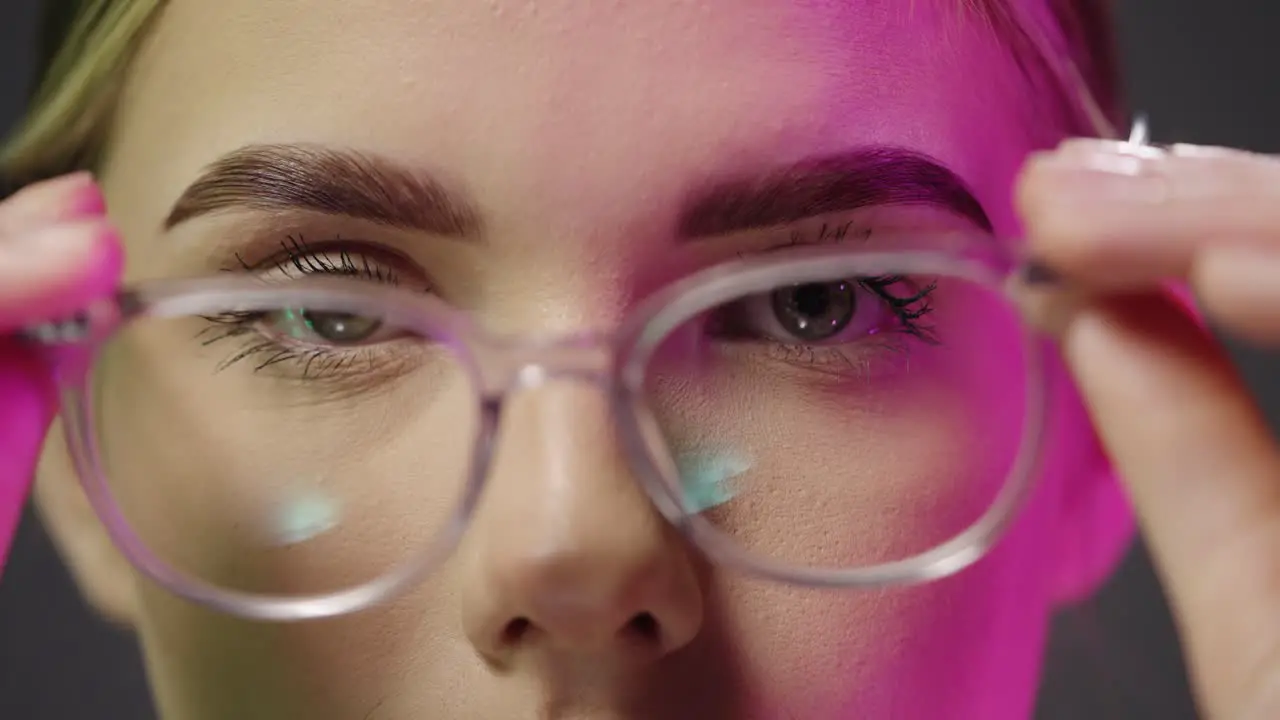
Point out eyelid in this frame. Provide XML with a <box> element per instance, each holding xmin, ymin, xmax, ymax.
<box><xmin>740</xmin><ymin>203</ymin><xmax>993</xmax><ymax>262</ymax></box>
<box><xmin>737</xmin><ymin>219</ymin><xmax>873</xmax><ymax>260</ymax></box>
<box><xmin>230</xmin><ymin>235</ymin><xmax>388</xmax><ymax>271</ymax></box>
<box><xmin>228</xmin><ymin>235</ymin><xmax>437</xmax><ymax>292</ymax></box>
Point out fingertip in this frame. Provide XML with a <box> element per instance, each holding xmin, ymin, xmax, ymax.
<box><xmin>1014</xmin><ymin>154</ymin><xmax>1112</xmax><ymax>272</ymax></box>
<box><xmin>1016</xmin><ymin>144</ymin><xmax>1196</xmax><ymax>286</ymax></box>
<box><xmin>1193</xmin><ymin>246</ymin><xmax>1280</xmax><ymax>346</ymax></box>
<box><xmin>65</xmin><ymin>178</ymin><xmax>106</xmax><ymax>220</ymax></box>
<box><xmin>1012</xmin><ymin>150</ymin><xmax>1052</xmax><ymax>223</ymax></box>
<box><xmin>0</xmin><ymin>172</ymin><xmax>105</xmax><ymax>236</ymax></box>
<box><xmin>0</xmin><ymin>219</ymin><xmax>123</xmax><ymax>328</ymax></box>
<box><xmin>6</xmin><ymin>171</ymin><xmax>95</xmax><ymax>201</ymax></box>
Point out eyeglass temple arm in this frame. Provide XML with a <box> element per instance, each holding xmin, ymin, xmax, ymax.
<box><xmin>12</xmin><ymin>315</ymin><xmax>95</xmax><ymax>345</ymax></box>
<box><xmin>8</xmin><ymin>287</ymin><xmax>147</xmax><ymax>347</ymax></box>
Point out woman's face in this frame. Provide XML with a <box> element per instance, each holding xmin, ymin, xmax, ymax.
<box><xmin>41</xmin><ymin>0</ymin><xmax>1130</xmax><ymax>718</ymax></box>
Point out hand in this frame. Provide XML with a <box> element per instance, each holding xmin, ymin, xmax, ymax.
<box><xmin>0</xmin><ymin>173</ymin><xmax>121</xmax><ymax>570</ymax></box>
<box><xmin>1018</xmin><ymin>139</ymin><xmax>1280</xmax><ymax>720</ymax></box>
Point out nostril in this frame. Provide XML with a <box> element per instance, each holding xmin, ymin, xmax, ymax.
<box><xmin>622</xmin><ymin>612</ymin><xmax>660</xmax><ymax>643</ymax></box>
<box><xmin>502</xmin><ymin>617</ymin><xmax>532</xmax><ymax>645</ymax></box>
<box><xmin>497</xmin><ymin>613</ymin><xmax>662</xmax><ymax>652</ymax></box>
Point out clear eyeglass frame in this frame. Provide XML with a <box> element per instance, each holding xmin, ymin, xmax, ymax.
<box><xmin>18</xmin><ymin>229</ymin><xmax>1060</xmax><ymax>622</ymax></box>
<box><xmin>13</xmin><ymin>22</ymin><xmax>1144</xmax><ymax>619</ymax></box>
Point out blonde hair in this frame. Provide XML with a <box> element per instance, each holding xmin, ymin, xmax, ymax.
<box><xmin>0</xmin><ymin>0</ymin><xmax>1119</xmax><ymax>189</ymax></box>
<box><xmin>0</xmin><ymin>0</ymin><xmax>161</xmax><ymax>187</ymax></box>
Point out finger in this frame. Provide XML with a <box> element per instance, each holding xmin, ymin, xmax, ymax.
<box><xmin>0</xmin><ymin>175</ymin><xmax>115</xmax><ymax>574</ymax></box>
<box><xmin>0</xmin><ymin>219</ymin><xmax>123</xmax><ymax>330</ymax></box>
<box><xmin>0</xmin><ymin>172</ymin><xmax>103</xmax><ymax>237</ymax></box>
<box><xmin>1058</xmin><ymin>289</ymin><xmax>1280</xmax><ymax>719</ymax></box>
<box><xmin>1192</xmin><ymin>245</ymin><xmax>1280</xmax><ymax>346</ymax></box>
<box><xmin>1017</xmin><ymin>142</ymin><xmax>1280</xmax><ymax>287</ymax></box>
<box><xmin>1056</xmin><ymin>138</ymin><xmax>1262</xmax><ymax>164</ymax></box>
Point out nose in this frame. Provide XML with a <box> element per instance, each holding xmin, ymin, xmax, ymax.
<box><xmin>460</xmin><ymin>383</ymin><xmax>703</xmax><ymax>667</ymax></box>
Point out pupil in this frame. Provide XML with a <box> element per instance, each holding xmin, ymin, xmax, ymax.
<box><xmin>299</xmin><ymin>310</ymin><xmax>382</xmax><ymax>344</ymax></box>
<box><xmin>771</xmin><ymin>281</ymin><xmax>856</xmax><ymax>341</ymax></box>
<box><xmin>793</xmin><ymin>284</ymin><xmax>831</xmax><ymax>317</ymax></box>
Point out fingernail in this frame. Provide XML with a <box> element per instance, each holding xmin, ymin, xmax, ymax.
<box><xmin>1031</xmin><ymin>143</ymin><xmax>1170</xmax><ymax>203</ymax></box>
<box><xmin>1057</xmin><ymin>137</ymin><xmax>1167</xmax><ymax>162</ymax></box>
<box><xmin>1008</xmin><ymin>264</ymin><xmax>1086</xmax><ymax>338</ymax></box>
<box><xmin>40</xmin><ymin>172</ymin><xmax>104</xmax><ymax>221</ymax></box>
<box><xmin>64</xmin><ymin>180</ymin><xmax>105</xmax><ymax>219</ymax></box>
<box><xmin>0</xmin><ymin>173</ymin><xmax>105</xmax><ymax>238</ymax></box>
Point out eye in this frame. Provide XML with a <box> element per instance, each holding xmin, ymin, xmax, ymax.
<box><xmin>769</xmin><ymin>281</ymin><xmax>859</xmax><ymax>342</ymax></box>
<box><xmin>715</xmin><ymin>279</ymin><xmax>889</xmax><ymax>346</ymax></box>
<box><xmin>268</xmin><ymin>308</ymin><xmax>391</xmax><ymax>347</ymax></box>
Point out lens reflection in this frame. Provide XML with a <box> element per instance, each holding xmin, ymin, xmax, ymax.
<box><xmin>90</xmin><ymin>302</ymin><xmax>477</xmax><ymax>597</ymax></box>
<box><xmin>640</xmin><ymin>265</ymin><xmax>1030</xmax><ymax>570</ymax></box>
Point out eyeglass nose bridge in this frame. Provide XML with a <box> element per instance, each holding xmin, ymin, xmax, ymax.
<box><xmin>475</xmin><ymin>331</ymin><xmax>621</xmax><ymax>396</ymax></box>
<box><xmin>466</xmin><ymin>329</ymin><xmax>692</xmax><ymax>529</ymax></box>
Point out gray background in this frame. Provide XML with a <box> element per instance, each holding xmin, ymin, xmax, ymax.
<box><xmin>0</xmin><ymin>1</ymin><xmax>1276</xmax><ymax>718</ymax></box>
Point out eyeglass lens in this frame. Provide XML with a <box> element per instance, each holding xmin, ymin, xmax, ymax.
<box><xmin>85</xmin><ymin>259</ymin><xmax>1030</xmax><ymax>596</ymax></box>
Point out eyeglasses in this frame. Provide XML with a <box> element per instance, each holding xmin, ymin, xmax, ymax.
<box><xmin>21</xmin><ymin>229</ymin><xmax>1051</xmax><ymax>622</ymax></box>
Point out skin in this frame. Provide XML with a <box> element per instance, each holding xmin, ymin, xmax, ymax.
<box><xmin>0</xmin><ymin>1</ymin><xmax>1175</xmax><ymax>718</ymax></box>
<box><xmin>1018</xmin><ymin>143</ymin><xmax>1280</xmax><ymax>719</ymax></box>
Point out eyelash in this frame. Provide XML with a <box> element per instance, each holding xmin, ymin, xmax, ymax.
<box><xmin>861</xmin><ymin>275</ymin><xmax>939</xmax><ymax>342</ymax></box>
<box><xmin>200</xmin><ymin>236</ymin><xmax>405</xmax><ymax>378</ymax></box>
<box><xmin>199</xmin><ymin>223</ymin><xmax>939</xmax><ymax>382</ymax></box>
<box><xmin>231</xmin><ymin>235</ymin><xmax>402</xmax><ymax>284</ymax></box>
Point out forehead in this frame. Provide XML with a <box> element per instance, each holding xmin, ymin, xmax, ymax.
<box><xmin>113</xmin><ymin>0</ymin><xmax>1036</xmax><ymax>226</ymax></box>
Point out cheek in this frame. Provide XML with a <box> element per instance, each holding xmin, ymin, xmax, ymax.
<box><xmin>101</xmin><ymin>319</ymin><xmax>488</xmax><ymax>717</ymax></box>
<box><xmin>632</xmin><ymin>278</ymin><xmax>1056</xmax><ymax>714</ymax></box>
<box><xmin>90</xmin><ymin>317</ymin><xmax>481</xmax><ymax>598</ymax></box>
<box><xmin>647</xmin><ymin>280</ymin><xmax>1032</xmax><ymax>567</ymax></box>
<box><xmin>704</xmin><ymin>522</ymin><xmax>1058</xmax><ymax>717</ymax></box>
<box><xmin>698</xmin><ymin>426</ymin><xmax>1068</xmax><ymax>717</ymax></box>
<box><xmin>135</xmin><ymin>576</ymin><xmax>474</xmax><ymax>720</ymax></box>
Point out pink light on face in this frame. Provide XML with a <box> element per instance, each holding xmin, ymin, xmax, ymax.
<box><xmin>48</xmin><ymin>0</ymin><xmax>1135</xmax><ymax>718</ymax></box>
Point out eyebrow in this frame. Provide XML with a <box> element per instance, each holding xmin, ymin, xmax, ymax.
<box><xmin>677</xmin><ymin>147</ymin><xmax>992</xmax><ymax>238</ymax></box>
<box><xmin>164</xmin><ymin>144</ymin><xmax>480</xmax><ymax>234</ymax></box>
<box><xmin>165</xmin><ymin>144</ymin><xmax>991</xmax><ymax>239</ymax></box>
